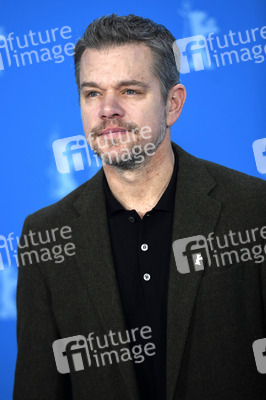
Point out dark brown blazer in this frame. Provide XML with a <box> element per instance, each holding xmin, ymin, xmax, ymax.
<box><xmin>13</xmin><ymin>142</ymin><xmax>266</xmax><ymax>399</ymax></box>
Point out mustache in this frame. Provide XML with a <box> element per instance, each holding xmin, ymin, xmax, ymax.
<box><xmin>90</xmin><ymin>120</ymin><xmax>139</xmax><ymax>139</ymax></box>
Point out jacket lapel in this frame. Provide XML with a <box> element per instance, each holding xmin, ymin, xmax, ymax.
<box><xmin>71</xmin><ymin>170</ymin><xmax>139</xmax><ymax>400</ymax></box>
<box><xmin>167</xmin><ymin>143</ymin><xmax>222</xmax><ymax>400</ymax></box>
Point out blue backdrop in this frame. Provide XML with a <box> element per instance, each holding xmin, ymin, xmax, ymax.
<box><xmin>0</xmin><ymin>0</ymin><xmax>265</xmax><ymax>397</ymax></box>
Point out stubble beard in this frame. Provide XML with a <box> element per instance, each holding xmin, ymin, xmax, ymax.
<box><xmin>88</xmin><ymin>111</ymin><xmax>168</xmax><ymax>171</ymax></box>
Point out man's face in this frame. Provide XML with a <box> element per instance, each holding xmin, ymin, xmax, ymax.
<box><xmin>79</xmin><ymin>43</ymin><xmax>168</xmax><ymax>170</ymax></box>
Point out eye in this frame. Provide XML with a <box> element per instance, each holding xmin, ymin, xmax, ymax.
<box><xmin>125</xmin><ymin>89</ymin><xmax>138</xmax><ymax>95</ymax></box>
<box><xmin>85</xmin><ymin>91</ymin><xmax>99</xmax><ymax>98</ymax></box>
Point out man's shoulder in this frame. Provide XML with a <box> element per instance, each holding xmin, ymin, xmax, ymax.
<box><xmin>201</xmin><ymin>157</ymin><xmax>266</xmax><ymax>192</ymax></box>
<box><xmin>174</xmin><ymin>142</ymin><xmax>266</xmax><ymax>193</ymax></box>
<box><xmin>202</xmin><ymin>158</ymin><xmax>266</xmax><ymax>219</ymax></box>
<box><xmin>24</xmin><ymin>169</ymin><xmax>104</xmax><ymax>230</ymax></box>
<box><xmin>173</xmin><ymin>143</ymin><xmax>266</xmax><ymax>223</ymax></box>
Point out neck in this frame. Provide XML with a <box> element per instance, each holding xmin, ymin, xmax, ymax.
<box><xmin>103</xmin><ymin>135</ymin><xmax>175</xmax><ymax>218</ymax></box>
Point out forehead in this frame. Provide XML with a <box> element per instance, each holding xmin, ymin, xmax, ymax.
<box><xmin>79</xmin><ymin>43</ymin><xmax>154</xmax><ymax>86</ymax></box>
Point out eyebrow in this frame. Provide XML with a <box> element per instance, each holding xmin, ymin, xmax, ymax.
<box><xmin>80</xmin><ymin>80</ymin><xmax>150</xmax><ymax>91</ymax></box>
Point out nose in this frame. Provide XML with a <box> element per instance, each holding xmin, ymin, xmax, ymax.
<box><xmin>98</xmin><ymin>93</ymin><xmax>125</xmax><ymax>120</ymax></box>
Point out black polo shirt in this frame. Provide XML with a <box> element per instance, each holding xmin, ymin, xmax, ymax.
<box><xmin>103</xmin><ymin>145</ymin><xmax>178</xmax><ymax>400</ymax></box>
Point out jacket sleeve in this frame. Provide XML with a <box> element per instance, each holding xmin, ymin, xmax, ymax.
<box><xmin>13</xmin><ymin>216</ymin><xmax>72</xmax><ymax>400</ymax></box>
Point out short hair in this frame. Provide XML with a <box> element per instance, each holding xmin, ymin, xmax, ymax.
<box><xmin>74</xmin><ymin>14</ymin><xmax>180</xmax><ymax>103</ymax></box>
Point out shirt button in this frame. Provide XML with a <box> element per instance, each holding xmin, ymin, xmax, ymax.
<box><xmin>143</xmin><ymin>273</ymin><xmax>151</xmax><ymax>281</ymax></box>
<box><xmin>128</xmin><ymin>216</ymin><xmax>135</xmax><ymax>223</ymax></box>
<box><xmin>141</xmin><ymin>243</ymin><xmax>148</xmax><ymax>251</ymax></box>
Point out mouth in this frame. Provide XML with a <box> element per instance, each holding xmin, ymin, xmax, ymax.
<box><xmin>100</xmin><ymin>127</ymin><xmax>127</xmax><ymax>136</ymax></box>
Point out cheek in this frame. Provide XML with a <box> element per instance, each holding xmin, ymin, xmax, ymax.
<box><xmin>138</xmin><ymin>107</ymin><xmax>162</xmax><ymax>131</ymax></box>
<box><xmin>81</xmin><ymin>103</ymin><xmax>101</xmax><ymax>128</ymax></box>
<box><xmin>81</xmin><ymin>107</ymin><xmax>93</xmax><ymax>130</ymax></box>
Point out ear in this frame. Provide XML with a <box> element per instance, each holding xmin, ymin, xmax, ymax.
<box><xmin>166</xmin><ymin>84</ymin><xmax>186</xmax><ymax>127</ymax></box>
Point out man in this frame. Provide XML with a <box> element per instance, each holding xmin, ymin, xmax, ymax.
<box><xmin>14</xmin><ymin>14</ymin><xmax>266</xmax><ymax>400</ymax></box>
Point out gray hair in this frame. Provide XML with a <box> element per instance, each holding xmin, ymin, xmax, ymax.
<box><xmin>74</xmin><ymin>14</ymin><xmax>180</xmax><ymax>103</ymax></box>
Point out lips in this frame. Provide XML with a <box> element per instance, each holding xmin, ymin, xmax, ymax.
<box><xmin>100</xmin><ymin>127</ymin><xmax>127</xmax><ymax>136</ymax></box>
